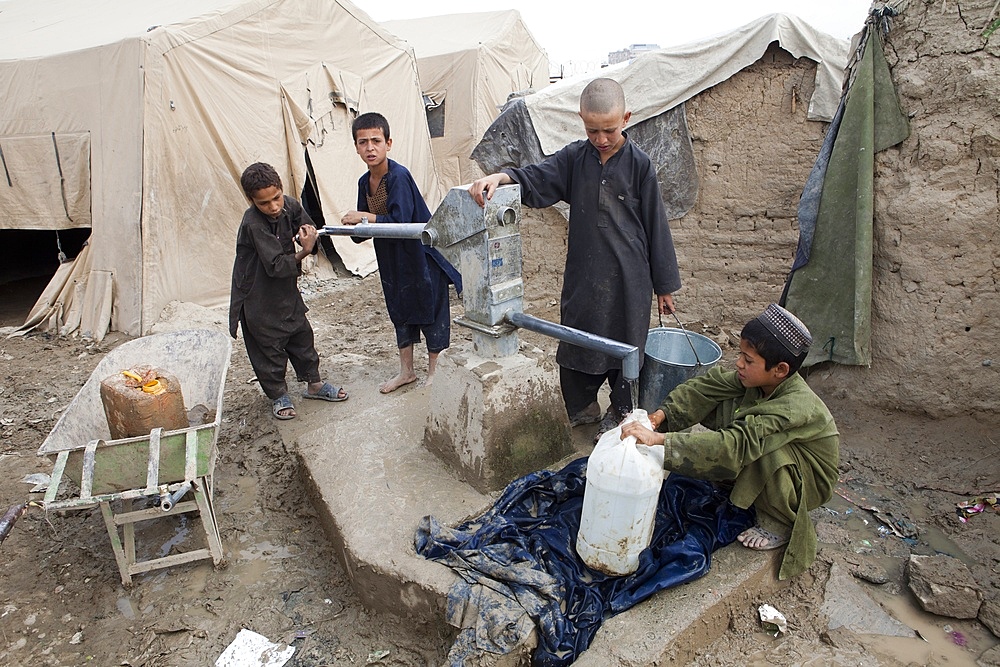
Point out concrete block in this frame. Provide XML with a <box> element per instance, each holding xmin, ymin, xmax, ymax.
<box><xmin>425</xmin><ymin>343</ymin><xmax>573</xmax><ymax>493</ymax></box>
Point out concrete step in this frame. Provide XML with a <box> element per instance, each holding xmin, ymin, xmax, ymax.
<box><xmin>288</xmin><ymin>356</ymin><xmax>781</xmax><ymax>664</ymax></box>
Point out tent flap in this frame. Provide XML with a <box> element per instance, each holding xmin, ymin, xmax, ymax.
<box><xmin>0</xmin><ymin>132</ymin><xmax>92</xmax><ymax>230</ymax></box>
<box><xmin>12</xmin><ymin>242</ymin><xmax>96</xmax><ymax>338</ymax></box>
<box><xmin>281</xmin><ymin>62</ymin><xmax>378</xmax><ymax>277</ymax></box>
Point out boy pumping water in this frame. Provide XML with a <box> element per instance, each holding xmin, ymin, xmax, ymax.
<box><xmin>469</xmin><ymin>78</ymin><xmax>681</xmax><ymax>440</ymax></box>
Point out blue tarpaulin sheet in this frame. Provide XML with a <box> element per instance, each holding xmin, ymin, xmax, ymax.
<box><xmin>415</xmin><ymin>457</ymin><xmax>755</xmax><ymax>666</ymax></box>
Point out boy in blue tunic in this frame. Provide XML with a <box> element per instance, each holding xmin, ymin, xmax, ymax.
<box><xmin>342</xmin><ymin>112</ymin><xmax>461</xmax><ymax>393</ymax></box>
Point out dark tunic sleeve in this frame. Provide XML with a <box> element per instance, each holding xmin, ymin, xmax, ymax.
<box><xmin>505</xmin><ymin>138</ymin><xmax>681</xmax><ymax>374</ymax></box>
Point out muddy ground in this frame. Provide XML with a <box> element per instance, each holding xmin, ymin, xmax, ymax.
<box><xmin>1</xmin><ymin>268</ymin><xmax>999</xmax><ymax>666</ymax></box>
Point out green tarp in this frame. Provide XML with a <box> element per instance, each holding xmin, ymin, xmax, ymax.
<box><xmin>784</xmin><ymin>32</ymin><xmax>910</xmax><ymax>367</ymax></box>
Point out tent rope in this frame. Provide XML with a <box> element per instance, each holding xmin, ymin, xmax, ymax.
<box><xmin>51</xmin><ymin>132</ymin><xmax>74</xmax><ymax>224</ymax></box>
<box><xmin>0</xmin><ymin>143</ymin><xmax>10</xmax><ymax>187</ymax></box>
<box><xmin>55</xmin><ymin>231</ymin><xmax>67</xmax><ymax>264</ymax></box>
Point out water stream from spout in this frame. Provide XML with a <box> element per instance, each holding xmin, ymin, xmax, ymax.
<box><xmin>628</xmin><ymin>379</ymin><xmax>640</xmax><ymax>415</ymax></box>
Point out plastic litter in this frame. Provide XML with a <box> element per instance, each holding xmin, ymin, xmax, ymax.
<box><xmin>215</xmin><ymin>629</ymin><xmax>294</xmax><ymax>667</ymax></box>
<box><xmin>367</xmin><ymin>649</ymin><xmax>390</xmax><ymax>663</ymax></box>
<box><xmin>956</xmin><ymin>493</ymin><xmax>998</xmax><ymax>523</ymax></box>
<box><xmin>21</xmin><ymin>473</ymin><xmax>50</xmax><ymax>492</ymax></box>
<box><xmin>758</xmin><ymin>604</ymin><xmax>787</xmax><ymax>636</ymax></box>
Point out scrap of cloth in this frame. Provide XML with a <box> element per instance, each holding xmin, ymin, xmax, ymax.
<box><xmin>414</xmin><ymin>457</ymin><xmax>755</xmax><ymax>666</ymax></box>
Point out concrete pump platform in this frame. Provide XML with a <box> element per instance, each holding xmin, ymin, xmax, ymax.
<box><xmin>284</xmin><ymin>352</ymin><xmax>782</xmax><ymax>665</ymax></box>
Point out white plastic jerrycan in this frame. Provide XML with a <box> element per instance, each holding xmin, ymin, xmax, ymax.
<box><xmin>576</xmin><ymin>409</ymin><xmax>666</xmax><ymax>576</ymax></box>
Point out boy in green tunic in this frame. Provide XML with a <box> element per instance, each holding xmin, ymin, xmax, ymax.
<box><xmin>622</xmin><ymin>304</ymin><xmax>839</xmax><ymax>579</ymax></box>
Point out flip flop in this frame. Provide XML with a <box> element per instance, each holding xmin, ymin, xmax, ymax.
<box><xmin>272</xmin><ymin>394</ymin><xmax>295</xmax><ymax>420</ymax></box>
<box><xmin>737</xmin><ymin>526</ymin><xmax>789</xmax><ymax>551</ymax></box>
<box><xmin>302</xmin><ymin>382</ymin><xmax>348</xmax><ymax>402</ymax></box>
<box><xmin>593</xmin><ymin>408</ymin><xmax>623</xmax><ymax>444</ymax></box>
<box><xmin>568</xmin><ymin>402</ymin><xmax>601</xmax><ymax>427</ymax></box>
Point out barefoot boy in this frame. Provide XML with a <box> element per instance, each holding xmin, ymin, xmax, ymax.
<box><xmin>621</xmin><ymin>304</ymin><xmax>840</xmax><ymax>579</ymax></box>
<box><xmin>342</xmin><ymin>112</ymin><xmax>461</xmax><ymax>393</ymax></box>
<box><xmin>230</xmin><ymin>162</ymin><xmax>348</xmax><ymax>419</ymax></box>
<box><xmin>469</xmin><ymin>78</ymin><xmax>681</xmax><ymax>438</ymax></box>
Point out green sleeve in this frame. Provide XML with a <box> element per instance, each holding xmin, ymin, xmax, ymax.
<box><xmin>661</xmin><ymin>411</ymin><xmax>795</xmax><ymax>480</ymax></box>
<box><xmin>659</xmin><ymin>366</ymin><xmax>745</xmax><ymax>432</ymax></box>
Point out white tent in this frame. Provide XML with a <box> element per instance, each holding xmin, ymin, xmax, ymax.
<box><xmin>0</xmin><ymin>0</ymin><xmax>441</xmax><ymax>338</ymax></box>
<box><xmin>523</xmin><ymin>13</ymin><xmax>850</xmax><ymax>156</ymax></box>
<box><xmin>382</xmin><ymin>10</ymin><xmax>548</xmax><ymax>188</ymax></box>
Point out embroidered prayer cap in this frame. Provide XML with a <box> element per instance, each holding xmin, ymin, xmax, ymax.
<box><xmin>757</xmin><ymin>304</ymin><xmax>812</xmax><ymax>355</ymax></box>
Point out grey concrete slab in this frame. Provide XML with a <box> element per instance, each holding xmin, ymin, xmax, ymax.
<box><xmin>574</xmin><ymin>547</ymin><xmax>782</xmax><ymax>665</ymax></box>
<box><xmin>289</xmin><ymin>353</ymin><xmax>781</xmax><ymax>663</ymax></box>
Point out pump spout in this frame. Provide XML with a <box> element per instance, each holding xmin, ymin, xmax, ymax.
<box><xmin>504</xmin><ymin>312</ymin><xmax>640</xmax><ymax>381</ymax></box>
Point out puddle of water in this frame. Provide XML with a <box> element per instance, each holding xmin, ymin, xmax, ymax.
<box><xmin>866</xmin><ymin>585</ymin><xmax>997</xmax><ymax>665</ymax></box>
<box><xmin>116</xmin><ymin>597</ymin><xmax>136</xmax><ymax>620</ymax></box>
<box><xmin>159</xmin><ymin>515</ymin><xmax>191</xmax><ymax>557</ymax></box>
<box><xmin>903</xmin><ymin>503</ymin><xmax>978</xmax><ymax>568</ymax></box>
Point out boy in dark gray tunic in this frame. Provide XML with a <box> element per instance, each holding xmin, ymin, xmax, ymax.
<box><xmin>229</xmin><ymin>162</ymin><xmax>348</xmax><ymax>419</ymax></box>
<box><xmin>470</xmin><ymin>79</ymin><xmax>681</xmax><ymax>434</ymax></box>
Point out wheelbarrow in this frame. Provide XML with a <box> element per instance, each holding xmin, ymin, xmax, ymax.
<box><xmin>32</xmin><ymin>329</ymin><xmax>232</xmax><ymax>585</ymax></box>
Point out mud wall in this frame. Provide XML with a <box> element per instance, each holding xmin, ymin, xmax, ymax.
<box><xmin>814</xmin><ymin>0</ymin><xmax>999</xmax><ymax>417</ymax></box>
<box><xmin>678</xmin><ymin>45</ymin><xmax>827</xmax><ymax>330</ymax></box>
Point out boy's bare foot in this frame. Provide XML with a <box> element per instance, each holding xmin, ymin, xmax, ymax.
<box><xmin>379</xmin><ymin>373</ymin><xmax>417</xmax><ymax>394</ymax></box>
<box><xmin>737</xmin><ymin>526</ymin><xmax>789</xmax><ymax>551</ymax></box>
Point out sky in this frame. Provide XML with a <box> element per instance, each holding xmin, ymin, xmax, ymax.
<box><xmin>351</xmin><ymin>0</ymin><xmax>873</xmax><ymax>75</ymax></box>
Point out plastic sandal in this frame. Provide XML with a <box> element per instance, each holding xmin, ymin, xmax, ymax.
<box><xmin>302</xmin><ymin>382</ymin><xmax>348</xmax><ymax>402</ymax></box>
<box><xmin>272</xmin><ymin>394</ymin><xmax>295</xmax><ymax>420</ymax></box>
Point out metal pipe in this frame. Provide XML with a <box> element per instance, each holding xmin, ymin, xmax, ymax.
<box><xmin>317</xmin><ymin>223</ymin><xmax>426</xmax><ymax>240</ymax></box>
<box><xmin>505</xmin><ymin>312</ymin><xmax>641</xmax><ymax>381</ymax></box>
<box><xmin>0</xmin><ymin>502</ymin><xmax>29</xmax><ymax>545</ymax></box>
<box><xmin>160</xmin><ymin>481</ymin><xmax>192</xmax><ymax>512</ymax></box>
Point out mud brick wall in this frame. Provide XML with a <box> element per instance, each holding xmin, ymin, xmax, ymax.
<box><xmin>677</xmin><ymin>45</ymin><xmax>827</xmax><ymax>332</ymax></box>
<box><xmin>812</xmin><ymin>0</ymin><xmax>1000</xmax><ymax>416</ymax></box>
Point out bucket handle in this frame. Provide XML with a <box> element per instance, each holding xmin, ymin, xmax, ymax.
<box><xmin>659</xmin><ymin>312</ymin><xmax>705</xmax><ymax>367</ymax></box>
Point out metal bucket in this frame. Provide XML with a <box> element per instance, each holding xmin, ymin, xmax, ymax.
<box><xmin>637</xmin><ymin>328</ymin><xmax>723</xmax><ymax>412</ymax></box>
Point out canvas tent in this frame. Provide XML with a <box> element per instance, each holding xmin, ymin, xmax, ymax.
<box><xmin>0</xmin><ymin>0</ymin><xmax>440</xmax><ymax>338</ymax></box>
<box><xmin>381</xmin><ymin>11</ymin><xmax>549</xmax><ymax>188</ymax></box>
<box><xmin>472</xmin><ymin>13</ymin><xmax>849</xmax><ymax>224</ymax></box>
<box><xmin>516</xmin><ymin>13</ymin><xmax>848</xmax><ymax>157</ymax></box>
